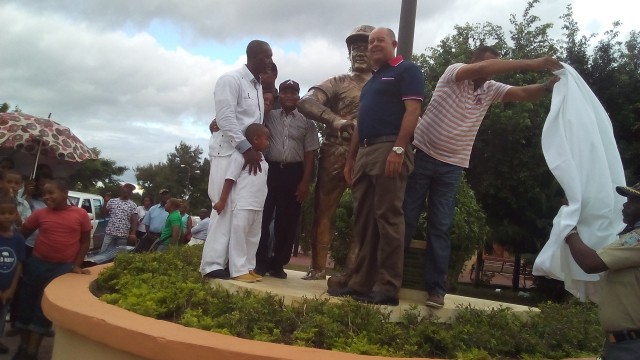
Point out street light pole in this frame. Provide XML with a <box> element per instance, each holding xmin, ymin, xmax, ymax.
<box><xmin>397</xmin><ymin>0</ymin><xmax>417</xmax><ymax>61</ymax></box>
<box><xmin>180</xmin><ymin>164</ymin><xmax>200</xmax><ymax>199</ymax></box>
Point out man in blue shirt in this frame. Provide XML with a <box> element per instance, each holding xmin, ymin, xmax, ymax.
<box><xmin>329</xmin><ymin>27</ymin><xmax>424</xmax><ymax>305</ymax></box>
<box><xmin>136</xmin><ymin>189</ymin><xmax>170</xmax><ymax>252</ymax></box>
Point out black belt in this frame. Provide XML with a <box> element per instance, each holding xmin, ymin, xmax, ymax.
<box><xmin>148</xmin><ymin>231</ymin><xmax>161</xmax><ymax>236</ymax></box>
<box><xmin>606</xmin><ymin>329</ymin><xmax>640</xmax><ymax>343</ymax></box>
<box><xmin>359</xmin><ymin>135</ymin><xmax>397</xmax><ymax>148</ymax></box>
<box><xmin>267</xmin><ymin>161</ymin><xmax>303</xmax><ymax>168</ymax></box>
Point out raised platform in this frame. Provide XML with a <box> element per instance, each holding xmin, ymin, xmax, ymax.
<box><xmin>211</xmin><ymin>270</ymin><xmax>538</xmax><ymax>321</ymax></box>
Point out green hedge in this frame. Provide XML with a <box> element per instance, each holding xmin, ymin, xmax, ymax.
<box><xmin>96</xmin><ymin>246</ymin><xmax>602</xmax><ymax>359</ymax></box>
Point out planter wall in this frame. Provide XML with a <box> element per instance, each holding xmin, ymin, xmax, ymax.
<box><xmin>42</xmin><ymin>264</ymin><xmax>431</xmax><ymax>360</ymax></box>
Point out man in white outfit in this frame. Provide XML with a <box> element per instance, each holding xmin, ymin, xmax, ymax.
<box><xmin>200</xmin><ymin>40</ymin><xmax>273</xmax><ymax>279</ymax></box>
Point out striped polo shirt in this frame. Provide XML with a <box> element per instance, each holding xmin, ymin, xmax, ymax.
<box><xmin>413</xmin><ymin>63</ymin><xmax>511</xmax><ymax>168</ymax></box>
<box><xmin>263</xmin><ymin>108</ymin><xmax>320</xmax><ymax>163</ymax></box>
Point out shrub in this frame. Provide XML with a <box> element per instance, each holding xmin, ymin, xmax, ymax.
<box><xmin>95</xmin><ymin>246</ymin><xmax>603</xmax><ymax>359</ymax></box>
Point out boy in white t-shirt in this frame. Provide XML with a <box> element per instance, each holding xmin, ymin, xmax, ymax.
<box><xmin>213</xmin><ymin>123</ymin><xmax>270</xmax><ymax>283</ymax></box>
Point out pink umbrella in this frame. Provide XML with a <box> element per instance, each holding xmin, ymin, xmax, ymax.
<box><xmin>0</xmin><ymin>112</ymin><xmax>97</xmax><ymax>178</ymax></box>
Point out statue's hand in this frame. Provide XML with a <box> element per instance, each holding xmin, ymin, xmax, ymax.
<box><xmin>333</xmin><ymin>119</ymin><xmax>354</xmax><ymax>137</ymax></box>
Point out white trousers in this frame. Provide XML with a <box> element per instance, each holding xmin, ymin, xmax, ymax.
<box><xmin>228</xmin><ymin>208</ymin><xmax>263</xmax><ymax>277</ymax></box>
<box><xmin>200</xmin><ymin>155</ymin><xmax>233</xmax><ymax>275</ymax></box>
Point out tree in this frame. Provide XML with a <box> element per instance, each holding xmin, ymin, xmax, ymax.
<box><xmin>135</xmin><ymin>142</ymin><xmax>210</xmax><ymax>211</ymax></box>
<box><xmin>68</xmin><ymin>147</ymin><xmax>128</xmax><ymax>195</ymax></box>
<box><xmin>0</xmin><ymin>102</ymin><xmax>9</xmax><ymax>113</ymax></box>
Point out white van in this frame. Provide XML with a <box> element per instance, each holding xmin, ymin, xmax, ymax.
<box><xmin>67</xmin><ymin>191</ymin><xmax>106</xmax><ymax>251</ymax></box>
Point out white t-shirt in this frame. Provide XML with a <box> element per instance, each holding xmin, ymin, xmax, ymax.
<box><xmin>136</xmin><ymin>206</ymin><xmax>147</xmax><ymax>232</ymax></box>
<box><xmin>224</xmin><ymin>151</ymin><xmax>268</xmax><ymax>210</ymax></box>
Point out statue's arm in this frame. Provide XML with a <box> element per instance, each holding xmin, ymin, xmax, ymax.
<box><xmin>297</xmin><ymin>88</ymin><xmax>342</xmax><ymax>128</ymax></box>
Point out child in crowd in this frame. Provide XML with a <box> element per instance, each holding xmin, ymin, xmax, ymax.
<box><xmin>154</xmin><ymin>198</ymin><xmax>182</xmax><ymax>252</ymax></box>
<box><xmin>0</xmin><ymin>197</ymin><xmax>25</xmax><ymax>354</ymax></box>
<box><xmin>15</xmin><ymin>179</ymin><xmax>91</xmax><ymax>360</ymax></box>
<box><xmin>213</xmin><ymin>123</ymin><xmax>270</xmax><ymax>283</ymax></box>
<box><xmin>4</xmin><ymin>170</ymin><xmax>31</xmax><ymax>228</ymax></box>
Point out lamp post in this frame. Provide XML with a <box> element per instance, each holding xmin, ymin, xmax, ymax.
<box><xmin>180</xmin><ymin>164</ymin><xmax>200</xmax><ymax>199</ymax></box>
<box><xmin>397</xmin><ymin>0</ymin><xmax>417</xmax><ymax>61</ymax></box>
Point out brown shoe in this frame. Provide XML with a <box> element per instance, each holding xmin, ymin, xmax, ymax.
<box><xmin>231</xmin><ymin>273</ymin><xmax>256</xmax><ymax>283</ymax></box>
<box><xmin>249</xmin><ymin>270</ymin><xmax>263</xmax><ymax>281</ymax></box>
<box><xmin>425</xmin><ymin>294</ymin><xmax>445</xmax><ymax>309</ymax></box>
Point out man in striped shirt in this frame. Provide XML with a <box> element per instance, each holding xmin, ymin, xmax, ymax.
<box><xmin>404</xmin><ymin>45</ymin><xmax>563</xmax><ymax>308</ymax></box>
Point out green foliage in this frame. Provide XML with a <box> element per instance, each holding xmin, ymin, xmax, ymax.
<box><xmin>330</xmin><ymin>189</ymin><xmax>353</xmax><ymax>269</ymax></box>
<box><xmin>97</xmin><ymin>246</ymin><xmax>603</xmax><ymax>359</ymax></box>
<box><xmin>67</xmin><ymin>147</ymin><xmax>128</xmax><ymax>194</ymax></box>
<box><xmin>135</xmin><ymin>141</ymin><xmax>210</xmax><ymax>211</ymax></box>
<box><xmin>0</xmin><ymin>102</ymin><xmax>9</xmax><ymax>113</ymax></box>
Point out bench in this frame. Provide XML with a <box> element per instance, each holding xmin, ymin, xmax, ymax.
<box><xmin>470</xmin><ymin>255</ymin><xmax>534</xmax><ymax>287</ymax></box>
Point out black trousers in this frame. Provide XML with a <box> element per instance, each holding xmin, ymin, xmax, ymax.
<box><xmin>256</xmin><ymin>162</ymin><xmax>303</xmax><ymax>272</ymax></box>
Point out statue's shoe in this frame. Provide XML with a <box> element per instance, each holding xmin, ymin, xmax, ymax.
<box><xmin>301</xmin><ymin>269</ymin><xmax>326</xmax><ymax>280</ymax></box>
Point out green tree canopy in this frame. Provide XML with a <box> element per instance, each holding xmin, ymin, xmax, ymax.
<box><xmin>135</xmin><ymin>141</ymin><xmax>210</xmax><ymax>212</ymax></box>
<box><xmin>68</xmin><ymin>147</ymin><xmax>128</xmax><ymax>196</ymax></box>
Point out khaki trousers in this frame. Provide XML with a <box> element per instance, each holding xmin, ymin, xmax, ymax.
<box><xmin>348</xmin><ymin>142</ymin><xmax>413</xmax><ymax>296</ymax></box>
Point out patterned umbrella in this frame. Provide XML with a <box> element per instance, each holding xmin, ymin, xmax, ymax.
<box><xmin>0</xmin><ymin>112</ymin><xmax>97</xmax><ymax>178</ymax></box>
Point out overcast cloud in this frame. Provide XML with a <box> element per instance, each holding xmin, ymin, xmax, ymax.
<box><xmin>1</xmin><ymin>0</ymin><xmax>638</xmax><ymax>184</ymax></box>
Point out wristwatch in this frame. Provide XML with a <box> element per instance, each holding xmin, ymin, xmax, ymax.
<box><xmin>392</xmin><ymin>146</ymin><xmax>405</xmax><ymax>155</ymax></box>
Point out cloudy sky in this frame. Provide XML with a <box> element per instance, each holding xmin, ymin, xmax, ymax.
<box><xmin>1</xmin><ymin>0</ymin><xmax>638</xmax><ymax>183</ymax></box>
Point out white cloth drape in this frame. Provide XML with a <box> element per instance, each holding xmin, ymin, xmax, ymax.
<box><xmin>533</xmin><ymin>63</ymin><xmax>626</xmax><ymax>301</ymax></box>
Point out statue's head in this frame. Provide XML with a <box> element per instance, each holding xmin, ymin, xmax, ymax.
<box><xmin>346</xmin><ymin>25</ymin><xmax>374</xmax><ymax>73</ymax></box>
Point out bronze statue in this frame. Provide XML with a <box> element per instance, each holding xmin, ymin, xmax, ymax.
<box><xmin>297</xmin><ymin>25</ymin><xmax>374</xmax><ymax>281</ymax></box>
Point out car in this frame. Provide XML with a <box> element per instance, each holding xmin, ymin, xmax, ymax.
<box><xmin>68</xmin><ymin>191</ymin><xmax>107</xmax><ymax>252</ymax></box>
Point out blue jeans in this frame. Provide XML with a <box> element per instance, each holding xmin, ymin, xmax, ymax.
<box><xmin>403</xmin><ymin>149</ymin><xmax>462</xmax><ymax>296</ymax></box>
<box><xmin>101</xmin><ymin>234</ymin><xmax>128</xmax><ymax>253</ymax></box>
<box><xmin>15</xmin><ymin>256</ymin><xmax>73</xmax><ymax>334</ymax></box>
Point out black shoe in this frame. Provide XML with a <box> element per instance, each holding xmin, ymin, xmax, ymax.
<box><xmin>353</xmin><ymin>292</ymin><xmax>399</xmax><ymax>306</ymax></box>
<box><xmin>269</xmin><ymin>268</ymin><xmax>287</xmax><ymax>279</ymax></box>
<box><xmin>327</xmin><ymin>286</ymin><xmax>365</xmax><ymax>298</ymax></box>
<box><xmin>204</xmin><ymin>269</ymin><xmax>230</xmax><ymax>280</ymax></box>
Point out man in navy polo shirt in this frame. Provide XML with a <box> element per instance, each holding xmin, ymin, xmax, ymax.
<box><xmin>328</xmin><ymin>27</ymin><xmax>424</xmax><ymax>305</ymax></box>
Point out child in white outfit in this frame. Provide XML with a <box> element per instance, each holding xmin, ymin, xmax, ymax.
<box><xmin>213</xmin><ymin>123</ymin><xmax>270</xmax><ymax>283</ymax></box>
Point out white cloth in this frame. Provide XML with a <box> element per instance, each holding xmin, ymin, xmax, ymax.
<box><xmin>199</xmin><ymin>152</ymin><xmax>268</xmax><ymax>275</ymax></box>
<box><xmin>212</xmin><ymin>65</ymin><xmax>264</xmax><ymax>156</ymax></box>
<box><xmin>225</xmin><ymin>152</ymin><xmax>268</xmax><ymax>210</ymax></box>
<box><xmin>228</xmin><ymin>209</ymin><xmax>263</xmax><ymax>277</ymax></box>
<box><xmin>200</xmin><ymin>155</ymin><xmax>233</xmax><ymax>275</ymax></box>
<box><xmin>533</xmin><ymin>63</ymin><xmax>626</xmax><ymax>300</ymax></box>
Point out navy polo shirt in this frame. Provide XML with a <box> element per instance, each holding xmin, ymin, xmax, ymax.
<box><xmin>357</xmin><ymin>56</ymin><xmax>424</xmax><ymax>140</ymax></box>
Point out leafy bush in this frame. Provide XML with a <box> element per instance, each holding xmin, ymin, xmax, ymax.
<box><xmin>96</xmin><ymin>246</ymin><xmax>603</xmax><ymax>359</ymax></box>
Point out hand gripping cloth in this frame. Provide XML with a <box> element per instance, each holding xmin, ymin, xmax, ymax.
<box><xmin>533</xmin><ymin>63</ymin><xmax>625</xmax><ymax>301</ymax></box>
